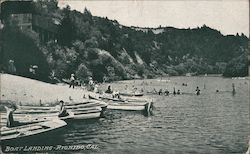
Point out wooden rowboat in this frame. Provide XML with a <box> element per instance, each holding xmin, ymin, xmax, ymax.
<box><xmin>89</xmin><ymin>94</ymin><xmax>153</xmax><ymax>115</ymax></box>
<box><xmin>0</xmin><ymin>106</ymin><xmax>102</xmax><ymax>124</ymax></box>
<box><xmin>90</xmin><ymin>94</ymin><xmax>148</xmax><ymax>103</ymax></box>
<box><xmin>1</xmin><ymin>119</ymin><xmax>66</xmax><ymax>142</ymax></box>
<box><xmin>119</xmin><ymin>92</ymin><xmax>144</xmax><ymax>97</ymax></box>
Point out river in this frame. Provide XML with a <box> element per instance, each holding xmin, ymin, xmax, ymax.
<box><xmin>3</xmin><ymin>76</ymin><xmax>250</xmax><ymax>154</ymax></box>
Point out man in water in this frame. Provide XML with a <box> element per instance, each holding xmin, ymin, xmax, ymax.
<box><xmin>158</xmin><ymin>89</ymin><xmax>163</xmax><ymax>95</ymax></box>
<box><xmin>232</xmin><ymin>83</ymin><xmax>236</xmax><ymax>95</ymax></box>
<box><xmin>173</xmin><ymin>87</ymin><xmax>176</xmax><ymax>95</ymax></box>
<box><xmin>58</xmin><ymin>100</ymin><xmax>69</xmax><ymax>117</ymax></box>
<box><xmin>177</xmin><ymin>90</ymin><xmax>181</xmax><ymax>95</ymax></box>
<box><xmin>196</xmin><ymin>86</ymin><xmax>201</xmax><ymax>95</ymax></box>
<box><xmin>164</xmin><ymin>89</ymin><xmax>169</xmax><ymax>96</ymax></box>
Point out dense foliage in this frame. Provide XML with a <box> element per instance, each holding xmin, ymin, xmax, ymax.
<box><xmin>0</xmin><ymin>1</ymin><xmax>249</xmax><ymax>82</ymax></box>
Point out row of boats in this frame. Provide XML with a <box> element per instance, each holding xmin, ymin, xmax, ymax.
<box><xmin>1</xmin><ymin>92</ymin><xmax>153</xmax><ymax>143</ymax></box>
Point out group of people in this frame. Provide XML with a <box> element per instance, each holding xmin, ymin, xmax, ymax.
<box><xmin>68</xmin><ymin>74</ymin><xmax>96</xmax><ymax>90</ymax></box>
<box><xmin>152</xmin><ymin>86</ymin><xmax>200</xmax><ymax>96</ymax></box>
<box><xmin>154</xmin><ymin>88</ymin><xmax>182</xmax><ymax>96</ymax></box>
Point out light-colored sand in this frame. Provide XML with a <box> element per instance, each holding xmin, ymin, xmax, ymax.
<box><xmin>0</xmin><ymin>74</ymin><xmax>93</xmax><ymax>105</ymax></box>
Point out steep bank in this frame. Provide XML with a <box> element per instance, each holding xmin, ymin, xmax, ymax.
<box><xmin>0</xmin><ymin>1</ymin><xmax>248</xmax><ymax>83</ymax></box>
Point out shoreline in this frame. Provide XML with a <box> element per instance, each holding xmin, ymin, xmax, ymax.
<box><xmin>0</xmin><ymin>73</ymin><xmax>248</xmax><ymax>106</ymax></box>
<box><xmin>0</xmin><ymin>73</ymin><xmax>94</xmax><ymax>106</ymax></box>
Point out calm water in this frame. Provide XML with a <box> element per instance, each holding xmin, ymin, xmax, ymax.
<box><xmin>3</xmin><ymin>77</ymin><xmax>250</xmax><ymax>154</ymax></box>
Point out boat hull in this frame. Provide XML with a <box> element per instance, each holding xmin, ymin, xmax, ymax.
<box><xmin>0</xmin><ymin>119</ymin><xmax>67</xmax><ymax>143</ymax></box>
<box><xmin>119</xmin><ymin>92</ymin><xmax>144</xmax><ymax>97</ymax></box>
<box><xmin>107</xmin><ymin>102</ymin><xmax>153</xmax><ymax>116</ymax></box>
<box><xmin>107</xmin><ymin>104</ymin><xmax>145</xmax><ymax>111</ymax></box>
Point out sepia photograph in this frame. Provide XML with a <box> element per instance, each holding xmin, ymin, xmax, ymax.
<box><xmin>0</xmin><ymin>0</ymin><xmax>249</xmax><ymax>153</ymax></box>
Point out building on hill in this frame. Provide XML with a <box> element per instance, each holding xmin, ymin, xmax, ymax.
<box><xmin>32</xmin><ymin>14</ymin><xmax>60</xmax><ymax>42</ymax></box>
<box><xmin>0</xmin><ymin>0</ymin><xmax>60</xmax><ymax>42</ymax></box>
<box><xmin>0</xmin><ymin>0</ymin><xmax>33</xmax><ymax>30</ymax></box>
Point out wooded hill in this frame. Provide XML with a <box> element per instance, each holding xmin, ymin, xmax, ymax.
<box><xmin>0</xmin><ymin>1</ymin><xmax>249</xmax><ymax>82</ymax></box>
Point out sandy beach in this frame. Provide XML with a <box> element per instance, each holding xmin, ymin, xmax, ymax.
<box><xmin>0</xmin><ymin>73</ymin><xmax>94</xmax><ymax>106</ymax></box>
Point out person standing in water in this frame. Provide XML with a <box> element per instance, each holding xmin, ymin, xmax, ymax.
<box><xmin>158</xmin><ymin>89</ymin><xmax>163</xmax><ymax>95</ymax></box>
<box><xmin>232</xmin><ymin>83</ymin><xmax>236</xmax><ymax>95</ymax></box>
<box><xmin>173</xmin><ymin>87</ymin><xmax>176</xmax><ymax>95</ymax></box>
<box><xmin>196</xmin><ymin>86</ymin><xmax>201</xmax><ymax>95</ymax></box>
<box><xmin>177</xmin><ymin>90</ymin><xmax>181</xmax><ymax>95</ymax></box>
<box><xmin>164</xmin><ymin>88</ymin><xmax>169</xmax><ymax>96</ymax></box>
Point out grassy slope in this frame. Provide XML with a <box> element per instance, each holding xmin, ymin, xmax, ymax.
<box><xmin>0</xmin><ymin>73</ymin><xmax>93</xmax><ymax>106</ymax></box>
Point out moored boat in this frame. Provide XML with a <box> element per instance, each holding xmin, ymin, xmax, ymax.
<box><xmin>119</xmin><ymin>92</ymin><xmax>144</xmax><ymax>97</ymax></box>
<box><xmin>1</xmin><ymin>101</ymin><xmax>104</xmax><ymax>124</ymax></box>
<box><xmin>90</xmin><ymin>93</ymin><xmax>149</xmax><ymax>103</ymax></box>
<box><xmin>1</xmin><ymin>106</ymin><xmax>102</xmax><ymax>124</ymax></box>
<box><xmin>1</xmin><ymin>119</ymin><xmax>67</xmax><ymax>142</ymax></box>
<box><xmin>107</xmin><ymin>101</ymin><xmax>153</xmax><ymax>116</ymax></box>
<box><xmin>89</xmin><ymin>94</ymin><xmax>154</xmax><ymax>115</ymax></box>
<box><xmin>70</xmin><ymin>107</ymin><xmax>102</xmax><ymax>120</ymax></box>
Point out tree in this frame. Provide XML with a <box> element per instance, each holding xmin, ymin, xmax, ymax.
<box><xmin>76</xmin><ymin>63</ymin><xmax>92</xmax><ymax>82</ymax></box>
<box><xmin>58</xmin><ymin>5</ymin><xmax>75</xmax><ymax>46</ymax></box>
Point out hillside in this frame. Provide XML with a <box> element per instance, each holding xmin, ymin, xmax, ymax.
<box><xmin>0</xmin><ymin>1</ymin><xmax>249</xmax><ymax>83</ymax></box>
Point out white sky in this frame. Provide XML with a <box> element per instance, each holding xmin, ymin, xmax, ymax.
<box><xmin>58</xmin><ymin>0</ymin><xmax>249</xmax><ymax>36</ymax></box>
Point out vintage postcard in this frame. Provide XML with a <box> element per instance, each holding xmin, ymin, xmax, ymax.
<box><xmin>0</xmin><ymin>0</ymin><xmax>249</xmax><ymax>153</ymax></box>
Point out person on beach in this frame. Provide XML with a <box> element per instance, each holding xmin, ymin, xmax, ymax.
<box><xmin>8</xmin><ymin>60</ymin><xmax>16</xmax><ymax>74</ymax></box>
<box><xmin>88</xmin><ymin>77</ymin><xmax>94</xmax><ymax>91</ymax></box>
<box><xmin>69</xmin><ymin>74</ymin><xmax>75</xmax><ymax>89</ymax></box>
<box><xmin>93</xmin><ymin>83</ymin><xmax>99</xmax><ymax>93</ymax></box>
<box><xmin>125</xmin><ymin>85</ymin><xmax>128</xmax><ymax>90</ymax></box>
<box><xmin>58</xmin><ymin>100</ymin><xmax>69</xmax><ymax>117</ymax></box>
<box><xmin>196</xmin><ymin>86</ymin><xmax>201</xmax><ymax>95</ymax></box>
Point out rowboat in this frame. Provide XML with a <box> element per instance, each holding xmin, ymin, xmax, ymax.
<box><xmin>107</xmin><ymin>101</ymin><xmax>153</xmax><ymax>115</ymax></box>
<box><xmin>119</xmin><ymin>92</ymin><xmax>143</xmax><ymax>97</ymax></box>
<box><xmin>1</xmin><ymin>102</ymin><xmax>103</xmax><ymax>125</ymax></box>
<box><xmin>0</xmin><ymin>112</ymin><xmax>61</xmax><ymax>125</ymax></box>
<box><xmin>64</xmin><ymin>100</ymin><xmax>107</xmax><ymax>117</ymax></box>
<box><xmin>65</xmin><ymin>100</ymin><xmax>107</xmax><ymax>109</ymax></box>
<box><xmin>69</xmin><ymin>107</ymin><xmax>102</xmax><ymax>120</ymax></box>
<box><xmin>90</xmin><ymin>93</ymin><xmax>148</xmax><ymax>103</ymax></box>
<box><xmin>1</xmin><ymin>119</ymin><xmax>66</xmax><ymax>142</ymax></box>
<box><xmin>89</xmin><ymin>94</ymin><xmax>153</xmax><ymax>115</ymax></box>
<box><xmin>1</xmin><ymin>107</ymin><xmax>102</xmax><ymax>125</ymax></box>
<box><xmin>16</xmin><ymin>99</ymin><xmax>107</xmax><ymax>111</ymax></box>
